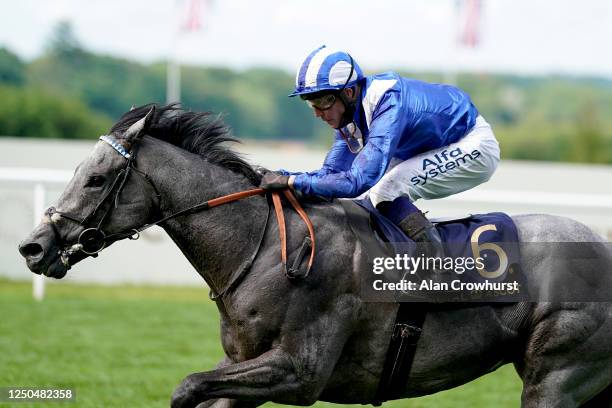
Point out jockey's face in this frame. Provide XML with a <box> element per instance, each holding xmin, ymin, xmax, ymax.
<box><xmin>310</xmin><ymin>88</ymin><xmax>354</xmax><ymax>129</ymax></box>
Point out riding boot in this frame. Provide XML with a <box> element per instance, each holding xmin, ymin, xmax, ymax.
<box><xmin>376</xmin><ymin>197</ymin><xmax>444</xmax><ymax>259</ymax></box>
<box><xmin>376</xmin><ymin>197</ymin><xmax>452</xmax><ymax>301</ymax></box>
<box><xmin>397</xmin><ymin>211</ymin><xmax>444</xmax><ymax>260</ymax></box>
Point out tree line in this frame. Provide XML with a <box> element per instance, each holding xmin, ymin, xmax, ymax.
<box><xmin>0</xmin><ymin>22</ymin><xmax>611</xmax><ymax>164</ymax></box>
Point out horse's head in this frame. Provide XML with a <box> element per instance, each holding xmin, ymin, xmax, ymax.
<box><xmin>18</xmin><ymin>106</ymin><xmax>161</xmax><ymax>278</ymax></box>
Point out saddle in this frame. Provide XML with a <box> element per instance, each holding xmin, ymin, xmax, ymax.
<box><xmin>338</xmin><ymin>198</ymin><xmax>525</xmax><ymax>404</ymax></box>
<box><xmin>340</xmin><ymin>198</ymin><xmax>524</xmax><ymax>302</ymax></box>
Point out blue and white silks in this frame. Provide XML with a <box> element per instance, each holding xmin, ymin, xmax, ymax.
<box><xmin>285</xmin><ymin>72</ymin><xmax>479</xmax><ymax>198</ymax></box>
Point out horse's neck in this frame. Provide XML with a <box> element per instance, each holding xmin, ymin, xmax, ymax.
<box><xmin>141</xmin><ymin>140</ymin><xmax>268</xmax><ymax>295</ymax></box>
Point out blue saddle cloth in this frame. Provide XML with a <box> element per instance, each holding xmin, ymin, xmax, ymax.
<box><xmin>352</xmin><ymin>199</ymin><xmax>525</xmax><ymax>302</ymax></box>
<box><xmin>354</xmin><ymin>199</ymin><xmax>518</xmax><ymax>244</ymax></box>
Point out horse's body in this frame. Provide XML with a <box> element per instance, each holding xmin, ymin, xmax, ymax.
<box><xmin>18</xmin><ymin>105</ymin><xmax>612</xmax><ymax>408</ymax></box>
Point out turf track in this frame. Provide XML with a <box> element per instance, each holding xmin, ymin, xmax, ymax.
<box><xmin>0</xmin><ymin>279</ymin><xmax>521</xmax><ymax>407</ymax></box>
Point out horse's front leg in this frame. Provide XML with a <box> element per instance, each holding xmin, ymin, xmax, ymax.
<box><xmin>171</xmin><ymin>295</ymin><xmax>358</xmax><ymax>408</ymax></box>
<box><xmin>171</xmin><ymin>348</ymin><xmax>310</xmax><ymax>408</ymax></box>
<box><xmin>192</xmin><ymin>358</ymin><xmax>265</xmax><ymax>408</ymax></box>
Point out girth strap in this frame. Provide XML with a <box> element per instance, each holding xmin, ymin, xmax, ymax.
<box><xmin>373</xmin><ymin>302</ymin><xmax>428</xmax><ymax>405</ymax></box>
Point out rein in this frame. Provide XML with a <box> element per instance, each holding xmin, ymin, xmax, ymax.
<box><xmin>47</xmin><ymin>135</ymin><xmax>316</xmax><ymax>284</ymax></box>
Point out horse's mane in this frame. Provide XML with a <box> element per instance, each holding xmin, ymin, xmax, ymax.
<box><xmin>110</xmin><ymin>103</ymin><xmax>261</xmax><ymax>185</ymax></box>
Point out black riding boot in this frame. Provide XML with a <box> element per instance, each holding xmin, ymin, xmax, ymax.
<box><xmin>397</xmin><ymin>211</ymin><xmax>445</xmax><ymax>260</ymax></box>
<box><xmin>376</xmin><ymin>198</ymin><xmax>450</xmax><ymax>301</ymax></box>
<box><xmin>376</xmin><ymin>198</ymin><xmax>444</xmax><ymax>259</ymax></box>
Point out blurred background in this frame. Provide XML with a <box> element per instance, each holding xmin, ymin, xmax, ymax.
<box><xmin>1</xmin><ymin>1</ymin><xmax>611</xmax><ymax>407</ymax></box>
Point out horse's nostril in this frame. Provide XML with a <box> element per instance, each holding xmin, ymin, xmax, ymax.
<box><xmin>19</xmin><ymin>242</ymin><xmax>44</xmax><ymax>260</ymax></box>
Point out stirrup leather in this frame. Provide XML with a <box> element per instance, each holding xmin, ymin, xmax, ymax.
<box><xmin>398</xmin><ymin>211</ymin><xmax>432</xmax><ymax>240</ymax></box>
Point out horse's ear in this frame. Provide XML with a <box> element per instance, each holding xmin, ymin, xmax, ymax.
<box><xmin>124</xmin><ymin>106</ymin><xmax>156</xmax><ymax>145</ymax></box>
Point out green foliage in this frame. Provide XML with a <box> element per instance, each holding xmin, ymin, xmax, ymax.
<box><xmin>45</xmin><ymin>20</ymin><xmax>82</xmax><ymax>58</ymax></box>
<box><xmin>0</xmin><ymin>85</ymin><xmax>111</xmax><ymax>138</ymax></box>
<box><xmin>0</xmin><ymin>47</ymin><xmax>25</xmax><ymax>85</ymax></box>
<box><xmin>398</xmin><ymin>71</ymin><xmax>612</xmax><ymax>164</ymax></box>
<box><xmin>1</xmin><ymin>23</ymin><xmax>611</xmax><ymax>163</ymax></box>
<box><xmin>180</xmin><ymin>65</ymin><xmax>328</xmax><ymax>141</ymax></box>
<box><xmin>28</xmin><ymin>52</ymin><xmax>165</xmax><ymax>119</ymax></box>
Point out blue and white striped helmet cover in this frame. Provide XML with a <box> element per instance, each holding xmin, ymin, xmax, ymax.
<box><xmin>289</xmin><ymin>45</ymin><xmax>363</xmax><ymax>97</ymax></box>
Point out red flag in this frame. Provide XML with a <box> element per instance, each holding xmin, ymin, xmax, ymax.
<box><xmin>459</xmin><ymin>0</ymin><xmax>482</xmax><ymax>48</ymax></box>
<box><xmin>182</xmin><ymin>0</ymin><xmax>203</xmax><ymax>32</ymax></box>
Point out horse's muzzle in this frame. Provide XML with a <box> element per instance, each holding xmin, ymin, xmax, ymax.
<box><xmin>18</xmin><ymin>224</ymin><xmax>68</xmax><ymax>279</ymax></box>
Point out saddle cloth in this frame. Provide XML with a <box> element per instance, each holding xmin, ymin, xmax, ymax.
<box><xmin>342</xmin><ymin>199</ymin><xmax>526</xmax><ymax>302</ymax></box>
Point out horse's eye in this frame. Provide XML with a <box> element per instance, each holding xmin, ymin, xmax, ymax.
<box><xmin>85</xmin><ymin>175</ymin><xmax>106</xmax><ymax>188</ymax></box>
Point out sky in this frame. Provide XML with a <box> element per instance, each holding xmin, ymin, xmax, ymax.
<box><xmin>2</xmin><ymin>0</ymin><xmax>612</xmax><ymax>78</ymax></box>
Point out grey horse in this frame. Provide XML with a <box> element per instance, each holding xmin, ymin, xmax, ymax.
<box><xmin>18</xmin><ymin>105</ymin><xmax>612</xmax><ymax>407</ymax></box>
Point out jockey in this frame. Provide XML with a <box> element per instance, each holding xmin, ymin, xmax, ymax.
<box><xmin>259</xmin><ymin>46</ymin><xmax>500</xmax><ymax>256</ymax></box>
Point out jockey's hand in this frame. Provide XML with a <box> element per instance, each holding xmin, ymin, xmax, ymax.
<box><xmin>259</xmin><ymin>172</ymin><xmax>290</xmax><ymax>190</ymax></box>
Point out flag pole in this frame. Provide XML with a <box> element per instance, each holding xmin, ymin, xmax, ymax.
<box><xmin>166</xmin><ymin>0</ymin><xmax>206</xmax><ymax>104</ymax></box>
<box><xmin>446</xmin><ymin>0</ymin><xmax>482</xmax><ymax>86</ymax></box>
<box><xmin>444</xmin><ymin>0</ymin><xmax>461</xmax><ymax>86</ymax></box>
<box><xmin>167</xmin><ymin>59</ymin><xmax>181</xmax><ymax>104</ymax></box>
<box><xmin>32</xmin><ymin>184</ymin><xmax>46</xmax><ymax>301</ymax></box>
<box><xmin>167</xmin><ymin>1</ymin><xmax>181</xmax><ymax>105</ymax></box>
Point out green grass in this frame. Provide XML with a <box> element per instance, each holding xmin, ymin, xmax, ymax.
<box><xmin>0</xmin><ymin>279</ymin><xmax>522</xmax><ymax>407</ymax></box>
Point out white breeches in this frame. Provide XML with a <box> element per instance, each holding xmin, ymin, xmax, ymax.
<box><xmin>365</xmin><ymin>115</ymin><xmax>500</xmax><ymax>207</ymax></box>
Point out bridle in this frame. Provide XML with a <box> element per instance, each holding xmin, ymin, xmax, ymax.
<box><xmin>46</xmin><ymin>135</ymin><xmax>159</xmax><ymax>266</ymax></box>
<box><xmin>46</xmin><ymin>134</ymin><xmax>316</xmax><ymax>283</ymax></box>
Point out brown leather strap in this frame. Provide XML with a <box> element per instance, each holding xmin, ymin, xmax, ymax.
<box><xmin>187</xmin><ymin>186</ymin><xmax>315</xmax><ymax>280</ymax></box>
<box><xmin>271</xmin><ymin>192</ymin><xmax>288</xmax><ymax>275</ymax></box>
<box><xmin>283</xmin><ymin>190</ymin><xmax>316</xmax><ymax>274</ymax></box>
<box><xmin>207</xmin><ymin>188</ymin><xmax>266</xmax><ymax>208</ymax></box>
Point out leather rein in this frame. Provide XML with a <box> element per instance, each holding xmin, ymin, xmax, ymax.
<box><xmin>46</xmin><ymin>135</ymin><xmax>316</xmax><ymax>282</ymax></box>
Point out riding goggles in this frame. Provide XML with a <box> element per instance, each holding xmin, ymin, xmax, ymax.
<box><xmin>302</xmin><ymin>93</ymin><xmax>337</xmax><ymax>111</ymax></box>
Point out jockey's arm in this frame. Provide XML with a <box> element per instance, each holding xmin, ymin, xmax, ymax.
<box><xmin>291</xmin><ymin>93</ymin><xmax>404</xmax><ymax>198</ymax></box>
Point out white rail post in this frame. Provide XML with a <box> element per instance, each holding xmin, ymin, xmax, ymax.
<box><xmin>32</xmin><ymin>183</ymin><xmax>46</xmax><ymax>301</ymax></box>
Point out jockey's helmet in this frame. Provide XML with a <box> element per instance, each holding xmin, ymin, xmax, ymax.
<box><xmin>289</xmin><ymin>46</ymin><xmax>363</xmax><ymax>98</ymax></box>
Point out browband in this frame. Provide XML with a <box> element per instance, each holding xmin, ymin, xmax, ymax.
<box><xmin>99</xmin><ymin>135</ymin><xmax>131</xmax><ymax>159</ymax></box>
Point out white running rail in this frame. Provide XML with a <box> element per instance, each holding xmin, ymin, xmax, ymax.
<box><xmin>2</xmin><ymin>167</ymin><xmax>612</xmax><ymax>300</ymax></box>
